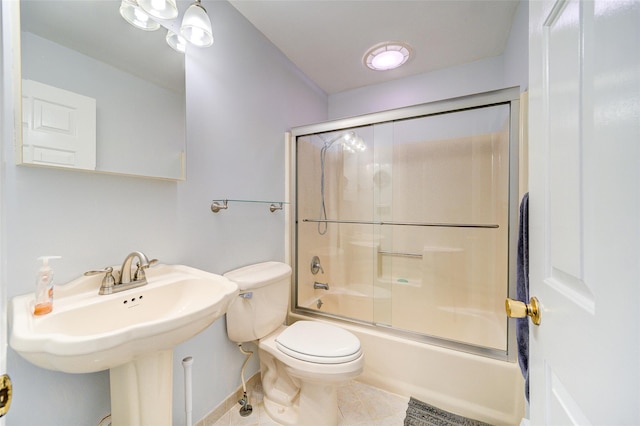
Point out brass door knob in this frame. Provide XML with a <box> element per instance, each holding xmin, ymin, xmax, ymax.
<box><xmin>505</xmin><ymin>297</ymin><xmax>541</xmax><ymax>325</ymax></box>
<box><xmin>0</xmin><ymin>374</ymin><xmax>12</xmax><ymax>417</ymax></box>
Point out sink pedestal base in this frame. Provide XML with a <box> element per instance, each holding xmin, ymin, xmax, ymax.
<box><xmin>110</xmin><ymin>349</ymin><xmax>174</xmax><ymax>426</ymax></box>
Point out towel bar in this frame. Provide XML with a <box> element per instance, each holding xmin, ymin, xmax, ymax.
<box><xmin>303</xmin><ymin>218</ymin><xmax>499</xmax><ymax>229</ymax></box>
<box><xmin>210</xmin><ymin>199</ymin><xmax>286</xmax><ymax>213</ymax></box>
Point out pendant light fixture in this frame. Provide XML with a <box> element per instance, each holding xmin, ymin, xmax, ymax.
<box><xmin>119</xmin><ymin>0</ymin><xmax>160</xmax><ymax>31</ymax></box>
<box><xmin>119</xmin><ymin>0</ymin><xmax>214</xmax><ymax>52</ymax></box>
<box><xmin>138</xmin><ymin>0</ymin><xmax>179</xmax><ymax>20</ymax></box>
<box><xmin>166</xmin><ymin>30</ymin><xmax>187</xmax><ymax>53</ymax></box>
<box><xmin>180</xmin><ymin>0</ymin><xmax>214</xmax><ymax>47</ymax></box>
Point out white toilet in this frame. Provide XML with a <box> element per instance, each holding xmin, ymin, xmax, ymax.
<box><xmin>225</xmin><ymin>261</ymin><xmax>364</xmax><ymax>425</ymax></box>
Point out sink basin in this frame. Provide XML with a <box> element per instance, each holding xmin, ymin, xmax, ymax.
<box><xmin>10</xmin><ymin>263</ymin><xmax>238</xmax><ymax>373</ymax></box>
<box><xmin>10</xmin><ymin>263</ymin><xmax>238</xmax><ymax>425</ymax></box>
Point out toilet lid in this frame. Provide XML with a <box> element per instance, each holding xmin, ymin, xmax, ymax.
<box><xmin>275</xmin><ymin>321</ymin><xmax>362</xmax><ymax>364</ymax></box>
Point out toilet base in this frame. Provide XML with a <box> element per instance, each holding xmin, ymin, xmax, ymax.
<box><xmin>263</xmin><ymin>379</ymin><xmax>339</xmax><ymax>426</ymax></box>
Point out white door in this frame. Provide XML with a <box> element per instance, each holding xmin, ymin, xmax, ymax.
<box><xmin>21</xmin><ymin>79</ymin><xmax>97</xmax><ymax>170</ymax></box>
<box><xmin>0</xmin><ymin>242</ymin><xmax>6</xmax><ymax>426</ymax></box>
<box><xmin>528</xmin><ymin>0</ymin><xmax>640</xmax><ymax>424</ymax></box>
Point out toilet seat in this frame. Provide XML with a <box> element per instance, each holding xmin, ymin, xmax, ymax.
<box><xmin>275</xmin><ymin>321</ymin><xmax>362</xmax><ymax>364</ymax></box>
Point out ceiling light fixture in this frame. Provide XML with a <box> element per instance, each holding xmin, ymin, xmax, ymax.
<box><xmin>166</xmin><ymin>30</ymin><xmax>187</xmax><ymax>53</ymax></box>
<box><xmin>363</xmin><ymin>42</ymin><xmax>413</xmax><ymax>71</ymax></box>
<box><xmin>138</xmin><ymin>0</ymin><xmax>179</xmax><ymax>20</ymax></box>
<box><xmin>119</xmin><ymin>0</ymin><xmax>214</xmax><ymax>53</ymax></box>
<box><xmin>180</xmin><ymin>0</ymin><xmax>214</xmax><ymax>47</ymax></box>
<box><xmin>119</xmin><ymin>0</ymin><xmax>161</xmax><ymax>31</ymax></box>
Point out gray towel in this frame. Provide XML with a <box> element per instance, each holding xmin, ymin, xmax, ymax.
<box><xmin>516</xmin><ymin>192</ymin><xmax>529</xmax><ymax>401</ymax></box>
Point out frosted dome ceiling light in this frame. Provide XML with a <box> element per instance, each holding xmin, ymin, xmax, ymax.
<box><xmin>119</xmin><ymin>0</ymin><xmax>160</xmax><ymax>31</ymax></box>
<box><xmin>138</xmin><ymin>0</ymin><xmax>179</xmax><ymax>20</ymax></box>
<box><xmin>363</xmin><ymin>42</ymin><xmax>413</xmax><ymax>71</ymax></box>
<box><xmin>166</xmin><ymin>30</ymin><xmax>187</xmax><ymax>53</ymax></box>
<box><xmin>181</xmin><ymin>0</ymin><xmax>214</xmax><ymax>47</ymax></box>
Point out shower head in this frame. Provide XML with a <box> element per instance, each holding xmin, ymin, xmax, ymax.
<box><xmin>316</xmin><ymin>129</ymin><xmax>365</xmax><ymax>236</ymax></box>
<box><xmin>320</xmin><ymin>131</ymin><xmax>366</xmax><ymax>153</ymax></box>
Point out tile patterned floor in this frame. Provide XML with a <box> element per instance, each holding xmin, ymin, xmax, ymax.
<box><xmin>212</xmin><ymin>380</ymin><xmax>409</xmax><ymax>426</ymax></box>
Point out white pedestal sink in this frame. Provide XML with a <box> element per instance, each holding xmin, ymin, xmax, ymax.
<box><xmin>9</xmin><ymin>264</ymin><xmax>238</xmax><ymax>425</ymax></box>
<box><xmin>110</xmin><ymin>349</ymin><xmax>174</xmax><ymax>425</ymax></box>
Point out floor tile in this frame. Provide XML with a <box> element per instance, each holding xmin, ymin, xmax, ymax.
<box><xmin>214</xmin><ymin>380</ymin><xmax>408</xmax><ymax>426</ymax></box>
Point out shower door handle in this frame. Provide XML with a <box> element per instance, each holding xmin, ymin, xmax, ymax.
<box><xmin>505</xmin><ymin>297</ymin><xmax>541</xmax><ymax>325</ymax></box>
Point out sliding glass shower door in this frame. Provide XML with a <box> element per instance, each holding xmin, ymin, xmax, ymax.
<box><xmin>293</xmin><ymin>88</ymin><xmax>519</xmax><ymax>358</ymax></box>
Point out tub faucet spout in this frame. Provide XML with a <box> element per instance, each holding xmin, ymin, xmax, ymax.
<box><xmin>314</xmin><ymin>282</ymin><xmax>329</xmax><ymax>290</ymax></box>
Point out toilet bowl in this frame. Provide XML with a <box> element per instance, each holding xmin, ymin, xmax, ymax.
<box><xmin>259</xmin><ymin>322</ymin><xmax>364</xmax><ymax>425</ymax></box>
<box><xmin>224</xmin><ymin>262</ymin><xmax>364</xmax><ymax>425</ymax></box>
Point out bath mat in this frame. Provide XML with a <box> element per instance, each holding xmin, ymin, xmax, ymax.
<box><xmin>404</xmin><ymin>397</ymin><xmax>492</xmax><ymax>426</ymax></box>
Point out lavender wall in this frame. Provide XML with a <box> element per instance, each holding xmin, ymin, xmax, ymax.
<box><xmin>1</xmin><ymin>1</ymin><xmax>326</xmax><ymax>424</ymax></box>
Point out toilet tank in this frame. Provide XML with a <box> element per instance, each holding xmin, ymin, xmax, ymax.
<box><xmin>224</xmin><ymin>261</ymin><xmax>292</xmax><ymax>343</ymax></box>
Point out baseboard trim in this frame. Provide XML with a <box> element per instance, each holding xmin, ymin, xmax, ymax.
<box><xmin>195</xmin><ymin>372</ymin><xmax>261</xmax><ymax>426</ymax></box>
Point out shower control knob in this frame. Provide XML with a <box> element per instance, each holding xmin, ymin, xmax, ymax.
<box><xmin>310</xmin><ymin>256</ymin><xmax>324</xmax><ymax>275</ymax></box>
<box><xmin>505</xmin><ymin>297</ymin><xmax>541</xmax><ymax>325</ymax></box>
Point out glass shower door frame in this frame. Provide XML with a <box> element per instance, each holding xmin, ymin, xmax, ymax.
<box><xmin>289</xmin><ymin>86</ymin><xmax>521</xmax><ymax>361</ymax></box>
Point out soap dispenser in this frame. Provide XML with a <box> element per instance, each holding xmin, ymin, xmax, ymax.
<box><xmin>33</xmin><ymin>255</ymin><xmax>61</xmax><ymax>316</ymax></box>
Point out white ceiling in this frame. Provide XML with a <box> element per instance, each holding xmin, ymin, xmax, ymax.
<box><xmin>229</xmin><ymin>0</ymin><xmax>520</xmax><ymax>95</ymax></box>
<box><xmin>20</xmin><ymin>1</ymin><xmax>520</xmax><ymax>96</ymax></box>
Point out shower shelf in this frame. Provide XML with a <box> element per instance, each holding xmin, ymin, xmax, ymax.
<box><xmin>302</xmin><ymin>218</ymin><xmax>499</xmax><ymax>229</ymax></box>
<box><xmin>210</xmin><ymin>199</ymin><xmax>287</xmax><ymax>213</ymax></box>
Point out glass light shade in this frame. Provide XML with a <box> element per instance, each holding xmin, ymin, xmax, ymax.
<box><xmin>180</xmin><ymin>1</ymin><xmax>213</xmax><ymax>47</ymax></box>
<box><xmin>138</xmin><ymin>0</ymin><xmax>178</xmax><ymax>20</ymax></box>
<box><xmin>166</xmin><ymin>30</ymin><xmax>187</xmax><ymax>53</ymax></box>
<box><xmin>364</xmin><ymin>42</ymin><xmax>412</xmax><ymax>71</ymax></box>
<box><xmin>372</xmin><ymin>51</ymin><xmax>404</xmax><ymax>70</ymax></box>
<box><xmin>119</xmin><ymin>0</ymin><xmax>160</xmax><ymax>31</ymax></box>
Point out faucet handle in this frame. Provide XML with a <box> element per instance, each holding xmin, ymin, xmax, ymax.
<box><xmin>137</xmin><ymin>258</ymin><xmax>158</xmax><ymax>270</ymax></box>
<box><xmin>310</xmin><ymin>256</ymin><xmax>324</xmax><ymax>275</ymax></box>
<box><xmin>85</xmin><ymin>267</ymin><xmax>116</xmax><ymax>294</ymax></box>
<box><xmin>85</xmin><ymin>266</ymin><xmax>114</xmax><ymax>279</ymax></box>
<box><xmin>134</xmin><ymin>259</ymin><xmax>158</xmax><ymax>281</ymax></box>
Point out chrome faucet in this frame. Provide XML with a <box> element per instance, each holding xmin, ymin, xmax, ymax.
<box><xmin>119</xmin><ymin>251</ymin><xmax>153</xmax><ymax>285</ymax></box>
<box><xmin>85</xmin><ymin>251</ymin><xmax>157</xmax><ymax>295</ymax></box>
<box><xmin>314</xmin><ymin>281</ymin><xmax>329</xmax><ymax>290</ymax></box>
